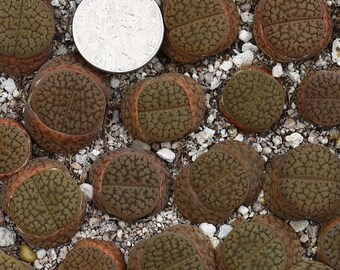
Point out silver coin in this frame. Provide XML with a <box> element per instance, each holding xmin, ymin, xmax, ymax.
<box><xmin>72</xmin><ymin>0</ymin><xmax>164</xmax><ymax>73</ymax></box>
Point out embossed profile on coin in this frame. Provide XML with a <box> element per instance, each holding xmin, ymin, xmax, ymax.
<box><xmin>73</xmin><ymin>0</ymin><xmax>164</xmax><ymax>73</ymax></box>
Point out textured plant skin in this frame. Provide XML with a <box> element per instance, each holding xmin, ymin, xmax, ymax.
<box><xmin>220</xmin><ymin>66</ymin><xmax>286</xmax><ymax>133</ymax></box>
<box><xmin>0</xmin><ymin>0</ymin><xmax>55</xmax><ymax>77</ymax></box>
<box><xmin>174</xmin><ymin>140</ymin><xmax>264</xmax><ymax>224</ymax></box>
<box><xmin>317</xmin><ymin>218</ymin><xmax>340</xmax><ymax>270</ymax></box>
<box><xmin>1</xmin><ymin>158</ymin><xmax>86</xmax><ymax>248</ymax></box>
<box><xmin>90</xmin><ymin>149</ymin><xmax>169</xmax><ymax>221</ymax></box>
<box><xmin>290</xmin><ymin>261</ymin><xmax>334</xmax><ymax>270</ymax></box>
<box><xmin>58</xmin><ymin>239</ymin><xmax>125</xmax><ymax>270</ymax></box>
<box><xmin>127</xmin><ymin>224</ymin><xmax>215</xmax><ymax>270</ymax></box>
<box><xmin>297</xmin><ymin>70</ymin><xmax>340</xmax><ymax>127</ymax></box>
<box><xmin>0</xmin><ymin>249</ymin><xmax>33</xmax><ymax>270</ymax></box>
<box><xmin>253</xmin><ymin>0</ymin><xmax>332</xmax><ymax>62</ymax></box>
<box><xmin>215</xmin><ymin>215</ymin><xmax>302</xmax><ymax>270</ymax></box>
<box><xmin>263</xmin><ymin>144</ymin><xmax>340</xmax><ymax>221</ymax></box>
<box><xmin>161</xmin><ymin>0</ymin><xmax>239</xmax><ymax>63</ymax></box>
<box><xmin>24</xmin><ymin>55</ymin><xmax>110</xmax><ymax>153</ymax></box>
<box><xmin>0</xmin><ymin>118</ymin><xmax>31</xmax><ymax>180</ymax></box>
<box><xmin>121</xmin><ymin>73</ymin><xmax>206</xmax><ymax>143</ymax></box>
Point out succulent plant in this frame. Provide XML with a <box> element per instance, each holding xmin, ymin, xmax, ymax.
<box><xmin>58</xmin><ymin>239</ymin><xmax>125</xmax><ymax>270</ymax></box>
<box><xmin>174</xmin><ymin>140</ymin><xmax>264</xmax><ymax>224</ymax></box>
<box><xmin>0</xmin><ymin>118</ymin><xmax>31</xmax><ymax>180</ymax></box>
<box><xmin>253</xmin><ymin>0</ymin><xmax>332</xmax><ymax>62</ymax></box>
<box><xmin>161</xmin><ymin>0</ymin><xmax>239</xmax><ymax>63</ymax></box>
<box><xmin>290</xmin><ymin>261</ymin><xmax>334</xmax><ymax>270</ymax></box>
<box><xmin>24</xmin><ymin>55</ymin><xmax>110</xmax><ymax>153</ymax></box>
<box><xmin>297</xmin><ymin>70</ymin><xmax>340</xmax><ymax>127</ymax></box>
<box><xmin>220</xmin><ymin>66</ymin><xmax>286</xmax><ymax>133</ymax></box>
<box><xmin>317</xmin><ymin>217</ymin><xmax>340</xmax><ymax>270</ymax></box>
<box><xmin>1</xmin><ymin>158</ymin><xmax>86</xmax><ymax>248</ymax></box>
<box><xmin>121</xmin><ymin>73</ymin><xmax>206</xmax><ymax>143</ymax></box>
<box><xmin>263</xmin><ymin>144</ymin><xmax>340</xmax><ymax>221</ymax></box>
<box><xmin>215</xmin><ymin>215</ymin><xmax>302</xmax><ymax>270</ymax></box>
<box><xmin>90</xmin><ymin>149</ymin><xmax>168</xmax><ymax>221</ymax></box>
<box><xmin>0</xmin><ymin>249</ymin><xmax>33</xmax><ymax>270</ymax></box>
<box><xmin>128</xmin><ymin>224</ymin><xmax>215</xmax><ymax>270</ymax></box>
<box><xmin>0</xmin><ymin>0</ymin><xmax>55</xmax><ymax>77</ymax></box>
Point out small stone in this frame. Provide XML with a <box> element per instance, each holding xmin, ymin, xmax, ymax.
<box><xmin>300</xmin><ymin>233</ymin><xmax>309</xmax><ymax>243</ymax></box>
<box><xmin>234</xmin><ymin>134</ymin><xmax>244</xmax><ymax>142</ymax></box>
<box><xmin>193</xmin><ymin>127</ymin><xmax>215</xmax><ymax>144</ymax></box>
<box><xmin>210</xmin><ymin>236</ymin><xmax>220</xmax><ymax>248</ymax></box>
<box><xmin>290</xmin><ymin>220</ymin><xmax>309</xmax><ymax>232</ymax></box>
<box><xmin>238</xmin><ymin>30</ymin><xmax>253</xmax><ymax>43</ymax></box>
<box><xmin>240</xmin><ymin>12</ymin><xmax>253</xmax><ymax>23</ymax></box>
<box><xmin>272</xmin><ymin>63</ymin><xmax>283</xmax><ymax>78</ymax></box>
<box><xmin>232</xmin><ymin>50</ymin><xmax>254</xmax><ymax>67</ymax></box>
<box><xmin>19</xmin><ymin>244</ymin><xmax>37</xmax><ymax>263</ymax></box>
<box><xmin>288</xmin><ymin>71</ymin><xmax>300</xmax><ymax>83</ymax></box>
<box><xmin>110</xmin><ymin>78</ymin><xmax>120</xmax><ymax>88</ymax></box>
<box><xmin>220</xmin><ymin>60</ymin><xmax>233</xmax><ymax>72</ymax></box>
<box><xmin>199</xmin><ymin>223</ymin><xmax>216</xmax><ymax>238</ymax></box>
<box><xmin>241</xmin><ymin>42</ymin><xmax>258</xmax><ymax>52</ymax></box>
<box><xmin>92</xmin><ymin>149</ymin><xmax>100</xmax><ymax>156</ymax></box>
<box><xmin>308</xmin><ymin>132</ymin><xmax>318</xmax><ymax>144</ymax></box>
<box><xmin>285</xmin><ymin>133</ymin><xmax>303</xmax><ymax>148</ymax></box>
<box><xmin>156</xmin><ymin>148</ymin><xmax>176</xmax><ymax>162</ymax></box>
<box><xmin>2</xmin><ymin>78</ymin><xmax>16</xmax><ymax>93</ymax></box>
<box><xmin>238</xmin><ymin>205</ymin><xmax>249</xmax><ymax>216</ymax></box>
<box><xmin>0</xmin><ymin>227</ymin><xmax>16</xmax><ymax>247</ymax></box>
<box><xmin>284</xmin><ymin>118</ymin><xmax>296</xmax><ymax>129</ymax></box>
<box><xmin>273</xmin><ymin>136</ymin><xmax>282</xmax><ymax>146</ymax></box>
<box><xmin>47</xmin><ymin>249</ymin><xmax>57</xmax><ymax>262</ymax></box>
<box><xmin>210</xmin><ymin>77</ymin><xmax>221</xmax><ymax>90</ymax></box>
<box><xmin>332</xmin><ymin>38</ymin><xmax>340</xmax><ymax>66</ymax></box>
<box><xmin>80</xmin><ymin>183</ymin><xmax>93</xmax><ymax>201</ymax></box>
<box><xmin>71</xmin><ymin>162</ymin><xmax>81</xmax><ymax>170</ymax></box>
<box><xmin>117</xmin><ymin>229</ymin><xmax>123</xmax><ymax>239</ymax></box>
<box><xmin>12</xmin><ymin>89</ymin><xmax>20</xmax><ymax>98</ymax></box>
<box><xmin>36</xmin><ymin>249</ymin><xmax>47</xmax><ymax>260</ymax></box>
<box><xmin>89</xmin><ymin>217</ymin><xmax>101</xmax><ymax>228</ymax></box>
<box><xmin>217</xmin><ymin>225</ymin><xmax>233</xmax><ymax>239</ymax></box>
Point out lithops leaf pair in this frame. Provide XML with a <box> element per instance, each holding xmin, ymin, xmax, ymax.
<box><xmin>0</xmin><ymin>0</ymin><xmax>55</xmax><ymax>77</ymax></box>
<box><xmin>0</xmin><ymin>118</ymin><xmax>31</xmax><ymax>180</ymax></box>
<box><xmin>220</xmin><ymin>66</ymin><xmax>286</xmax><ymax>133</ymax></box>
<box><xmin>297</xmin><ymin>70</ymin><xmax>340</xmax><ymax>127</ymax></box>
<box><xmin>128</xmin><ymin>224</ymin><xmax>216</xmax><ymax>270</ymax></box>
<box><xmin>290</xmin><ymin>261</ymin><xmax>334</xmax><ymax>270</ymax></box>
<box><xmin>216</xmin><ymin>215</ymin><xmax>302</xmax><ymax>270</ymax></box>
<box><xmin>0</xmin><ymin>249</ymin><xmax>33</xmax><ymax>270</ymax></box>
<box><xmin>254</xmin><ymin>0</ymin><xmax>332</xmax><ymax>62</ymax></box>
<box><xmin>263</xmin><ymin>144</ymin><xmax>340</xmax><ymax>221</ymax></box>
<box><xmin>24</xmin><ymin>55</ymin><xmax>110</xmax><ymax>153</ymax></box>
<box><xmin>59</xmin><ymin>239</ymin><xmax>125</xmax><ymax>270</ymax></box>
<box><xmin>174</xmin><ymin>140</ymin><xmax>264</xmax><ymax>224</ymax></box>
<box><xmin>121</xmin><ymin>73</ymin><xmax>206</xmax><ymax>143</ymax></box>
<box><xmin>161</xmin><ymin>0</ymin><xmax>239</xmax><ymax>63</ymax></box>
<box><xmin>90</xmin><ymin>149</ymin><xmax>168</xmax><ymax>221</ymax></box>
<box><xmin>1</xmin><ymin>158</ymin><xmax>86</xmax><ymax>248</ymax></box>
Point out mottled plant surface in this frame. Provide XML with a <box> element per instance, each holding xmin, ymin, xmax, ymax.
<box><xmin>0</xmin><ymin>249</ymin><xmax>33</xmax><ymax>270</ymax></box>
<box><xmin>297</xmin><ymin>70</ymin><xmax>340</xmax><ymax>127</ymax></box>
<box><xmin>290</xmin><ymin>261</ymin><xmax>334</xmax><ymax>270</ymax></box>
<box><xmin>253</xmin><ymin>0</ymin><xmax>333</xmax><ymax>62</ymax></box>
<box><xmin>220</xmin><ymin>66</ymin><xmax>286</xmax><ymax>132</ymax></box>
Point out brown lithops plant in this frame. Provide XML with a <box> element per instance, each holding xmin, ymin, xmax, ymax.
<box><xmin>121</xmin><ymin>73</ymin><xmax>205</xmax><ymax>143</ymax></box>
<box><xmin>0</xmin><ymin>118</ymin><xmax>31</xmax><ymax>180</ymax></box>
<box><xmin>215</xmin><ymin>215</ymin><xmax>302</xmax><ymax>270</ymax></box>
<box><xmin>58</xmin><ymin>239</ymin><xmax>125</xmax><ymax>270</ymax></box>
<box><xmin>317</xmin><ymin>217</ymin><xmax>340</xmax><ymax>270</ymax></box>
<box><xmin>90</xmin><ymin>149</ymin><xmax>168</xmax><ymax>221</ymax></box>
<box><xmin>0</xmin><ymin>249</ymin><xmax>33</xmax><ymax>270</ymax></box>
<box><xmin>297</xmin><ymin>70</ymin><xmax>340</xmax><ymax>127</ymax></box>
<box><xmin>290</xmin><ymin>261</ymin><xmax>334</xmax><ymax>270</ymax></box>
<box><xmin>128</xmin><ymin>224</ymin><xmax>215</xmax><ymax>270</ymax></box>
<box><xmin>0</xmin><ymin>0</ymin><xmax>55</xmax><ymax>77</ymax></box>
<box><xmin>24</xmin><ymin>55</ymin><xmax>110</xmax><ymax>153</ymax></box>
<box><xmin>1</xmin><ymin>158</ymin><xmax>86</xmax><ymax>248</ymax></box>
<box><xmin>161</xmin><ymin>0</ymin><xmax>239</xmax><ymax>63</ymax></box>
<box><xmin>263</xmin><ymin>144</ymin><xmax>340</xmax><ymax>222</ymax></box>
<box><xmin>174</xmin><ymin>140</ymin><xmax>264</xmax><ymax>224</ymax></box>
<box><xmin>253</xmin><ymin>0</ymin><xmax>333</xmax><ymax>62</ymax></box>
<box><xmin>220</xmin><ymin>66</ymin><xmax>286</xmax><ymax>133</ymax></box>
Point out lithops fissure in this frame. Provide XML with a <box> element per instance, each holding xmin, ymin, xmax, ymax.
<box><xmin>0</xmin><ymin>249</ymin><xmax>33</xmax><ymax>270</ymax></box>
<box><xmin>290</xmin><ymin>261</ymin><xmax>334</xmax><ymax>270</ymax></box>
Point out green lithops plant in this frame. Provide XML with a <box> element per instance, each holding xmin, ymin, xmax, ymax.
<box><xmin>24</xmin><ymin>55</ymin><xmax>110</xmax><ymax>153</ymax></box>
<box><xmin>263</xmin><ymin>144</ymin><xmax>340</xmax><ymax>221</ymax></box>
<box><xmin>220</xmin><ymin>66</ymin><xmax>286</xmax><ymax>133</ymax></box>
<box><xmin>128</xmin><ymin>224</ymin><xmax>215</xmax><ymax>270</ymax></box>
<box><xmin>121</xmin><ymin>73</ymin><xmax>206</xmax><ymax>143</ymax></box>
<box><xmin>0</xmin><ymin>0</ymin><xmax>55</xmax><ymax>77</ymax></box>
<box><xmin>1</xmin><ymin>158</ymin><xmax>86</xmax><ymax>248</ymax></box>
<box><xmin>0</xmin><ymin>118</ymin><xmax>31</xmax><ymax>180</ymax></box>
<box><xmin>297</xmin><ymin>70</ymin><xmax>340</xmax><ymax>127</ymax></box>
<box><xmin>174</xmin><ymin>140</ymin><xmax>264</xmax><ymax>224</ymax></box>
<box><xmin>290</xmin><ymin>261</ymin><xmax>334</xmax><ymax>270</ymax></box>
<box><xmin>253</xmin><ymin>0</ymin><xmax>332</xmax><ymax>62</ymax></box>
<box><xmin>58</xmin><ymin>239</ymin><xmax>125</xmax><ymax>270</ymax></box>
<box><xmin>215</xmin><ymin>215</ymin><xmax>302</xmax><ymax>270</ymax></box>
<box><xmin>161</xmin><ymin>0</ymin><xmax>239</xmax><ymax>63</ymax></box>
<box><xmin>0</xmin><ymin>249</ymin><xmax>33</xmax><ymax>270</ymax></box>
<box><xmin>317</xmin><ymin>217</ymin><xmax>340</xmax><ymax>269</ymax></box>
<box><xmin>90</xmin><ymin>149</ymin><xmax>169</xmax><ymax>221</ymax></box>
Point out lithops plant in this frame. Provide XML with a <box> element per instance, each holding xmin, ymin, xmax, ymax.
<box><xmin>220</xmin><ymin>66</ymin><xmax>286</xmax><ymax>133</ymax></box>
<box><xmin>0</xmin><ymin>249</ymin><xmax>33</xmax><ymax>270</ymax></box>
<box><xmin>128</xmin><ymin>224</ymin><xmax>215</xmax><ymax>270</ymax></box>
<box><xmin>0</xmin><ymin>118</ymin><xmax>31</xmax><ymax>180</ymax></box>
<box><xmin>0</xmin><ymin>0</ymin><xmax>55</xmax><ymax>77</ymax></box>
<box><xmin>174</xmin><ymin>140</ymin><xmax>264</xmax><ymax>224</ymax></box>
<box><xmin>317</xmin><ymin>217</ymin><xmax>340</xmax><ymax>269</ymax></box>
<box><xmin>58</xmin><ymin>239</ymin><xmax>125</xmax><ymax>270</ymax></box>
<box><xmin>297</xmin><ymin>70</ymin><xmax>340</xmax><ymax>127</ymax></box>
<box><xmin>24</xmin><ymin>55</ymin><xmax>110</xmax><ymax>153</ymax></box>
<box><xmin>1</xmin><ymin>158</ymin><xmax>86</xmax><ymax>248</ymax></box>
<box><xmin>121</xmin><ymin>73</ymin><xmax>205</xmax><ymax>143</ymax></box>
<box><xmin>263</xmin><ymin>144</ymin><xmax>340</xmax><ymax>222</ymax></box>
<box><xmin>290</xmin><ymin>261</ymin><xmax>334</xmax><ymax>270</ymax></box>
<box><xmin>253</xmin><ymin>0</ymin><xmax>333</xmax><ymax>62</ymax></box>
<box><xmin>90</xmin><ymin>149</ymin><xmax>168</xmax><ymax>221</ymax></box>
<box><xmin>215</xmin><ymin>215</ymin><xmax>302</xmax><ymax>270</ymax></box>
<box><xmin>161</xmin><ymin>0</ymin><xmax>239</xmax><ymax>63</ymax></box>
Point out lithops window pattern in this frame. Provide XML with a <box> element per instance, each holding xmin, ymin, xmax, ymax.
<box><xmin>0</xmin><ymin>249</ymin><xmax>33</xmax><ymax>270</ymax></box>
<box><xmin>290</xmin><ymin>261</ymin><xmax>334</xmax><ymax>270</ymax></box>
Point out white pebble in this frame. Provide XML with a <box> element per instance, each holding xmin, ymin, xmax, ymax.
<box><xmin>285</xmin><ymin>133</ymin><xmax>303</xmax><ymax>148</ymax></box>
<box><xmin>238</xmin><ymin>30</ymin><xmax>253</xmax><ymax>43</ymax></box>
<box><xmin>0</xmin><ymin>228</ymin><xmax>16</xmax><ymax>247</ymax></box>
<box><xmin>92</xmin><ymin>149</ymin><xmax>100</xmax><ymax>156</ymax></box>
<box><xmin>238</xmin><ymin>205</ymin><xmax>249</xmax><ymax>216</ymax></box>
<box><xmin>273</xmin><ymin>136</ymin><xmax>282</xmax><ymax>146</ymax></box>
<box><xmin>288</xmin><ymin>71</ymin><xmax>300</xmax><ymax>83</ymax></box>
<box><xmin>193</xmin><ymin>127</ymin><xmax>215</xmax><ymax>145</ymax></box>
<box><xmin>220</xmin><ymin>60</ymin><xmax>233</xmax><ymax>72</ymax></box>
<box><xmin>110</xmin><ymin>78</ymin><xmax>120</xmax><ymax>88</ymax></box>
<box><xmin>2</xmin><ymin>78</ymin><xmax>16</xmax><ymax>93</ymax></box>
<box><xmin>240</xmin><ymin>12</ymin><xmax>254</xmax><ymax>23</ymax></box>
<box><xmin>217</xmin><ymin>225</ymin><xmax>233</xmax><ymax>239</ymax></box>
<box><xmin>332</xmin><ymin>38</ymin><xmax>340</xmax><ymax>66</ymax></box>
<box><xmin>199</xmin><ymin>223</ymin><xmax>216</xmax><ymax>238</ymax></box>
<box><xmin>12</xmin><ymin>89</ymin><xmax>20</xmax><ymax>98</ymax></box>
<box><xmin>242</xmin><ymin>42</ymin><xmax>258</xmax><ymax>52</ymax></box>
<box><xmin>234</xmin><ymin>134</ymin><xmax>244</xmax><ymax>142</ymax></box>
<box><xmin>210</xmin><ymin>77</ymin><xmax>221</xmax><ymax>90</ymax></box>
<box><xmin>290</xmin><ymin>220</ymin><xmax>309</xmax><ymax>232</ymax></box>
<box><xmin>156</xmin><ymin>148</ymin><xmax>176</xmax><ymax>163</ymax></box>
<box><xmin>210</xmin><ymin>237</ymin><xmax>220</xmax><ymax>248</ymax></box>
<box><xmin>36</xmin><ymin>249</ymin><xmax>47</xmax><ymax>260</ymax></box>
<box><xmin>47</xmin><ymin>249</ymin><xmax>57</xmax><ymax>262</ymax></box>
<box><xmin>80</xmin><ymin>183</ymin><xmax>94</xmax><ymax>201</ymax></box>
<box><xmin>272</xmin><ymin>63</ymin><xmax>283</xmax><ymax>78</ymax></box>
<box><xmin>232</xmin><ymin>50</ymin><xmax>254</xmax><ymax>67</ymax></box>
